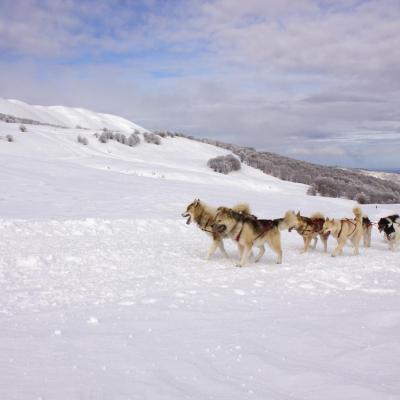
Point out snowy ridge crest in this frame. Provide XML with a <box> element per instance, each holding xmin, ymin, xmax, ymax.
<box><xmin>0</xmin><ymin>97</ymin><xmax>146</xmax><ymax>133</ymax></box>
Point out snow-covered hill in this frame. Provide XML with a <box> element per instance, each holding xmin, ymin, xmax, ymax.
<box><xmin>0</xmin><ymin>97</ymin><xmax>146</xmax><ymax>132</ymax></box>
<box><xmin>0</xmin><ymin>100</ymin><xmax>400</xmax><ymax>400</ymax></box>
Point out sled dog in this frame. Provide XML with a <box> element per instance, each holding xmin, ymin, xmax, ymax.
<box><xmin>182</xmin><ymin>199</ymin><xmax>250</xmax><ymax>260</ymax></box>
<box><xmin>378</xmin><ymin>214</ymin><xmax>400</xmax><ymax>250</ymax></box>
<box><xmin>290</xmin><ymin>211</ymin><xmax>329</xmax><ymax>253</ymax></box>
<box><xmin>212</xmin><ymin>207</ymin><xmax>297</xmax><ymax>266</ymax></box>
<box><xmin>362</xmin><ymin>216</ymin><xmax>372</xmax><ymax>248</ymax></box>
<box><xmin>322</xmin><ymin>207</ymin><xmax>363</xmax><ymax>257</ymax></box>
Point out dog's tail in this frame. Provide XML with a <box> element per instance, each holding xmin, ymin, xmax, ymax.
<box><xmin>353</xmin><ymin>206</ymin><xmax>363</xmax><ymax>224</ymax></box>
<box><xmin>278</xmin><ymin>210</ymin><xmax>298</xmax><ymax>231</ymax></box>
<box><xmin>232</xmin><ymin>203</ymin><xmax>251</xmax><ymax>215</ymax></box>
<box><xmin>310</xmin><ymin>211</ymin><xmax>324</xmax><ymax>219</ymax></box>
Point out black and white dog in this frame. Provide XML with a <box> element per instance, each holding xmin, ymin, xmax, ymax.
<box><xmin>378</xmin><ymin>214</ymin><xmax>400</xmax><ymax>250</ymax></box>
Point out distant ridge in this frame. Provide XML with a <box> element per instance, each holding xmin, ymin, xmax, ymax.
<box><xmin>0</xmin><ymin>98</ymin><xmax>147</xmax><ymax>133</ymax></box>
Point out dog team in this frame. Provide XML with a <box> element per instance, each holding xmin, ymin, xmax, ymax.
<box><xmin>182</xmin><ymin>199</ymin><xmax>400</xmax><ymax>267</ymax></box>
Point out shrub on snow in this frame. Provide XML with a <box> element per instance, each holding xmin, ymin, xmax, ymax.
<box><xmin>207</xmin><ymin>154</ymin><xmax>241</xmax><ymax>174</ymax></box>
<box><xmin>99</xmin><ymin>132</ymin><xmax>109</xmax><ymax>143</ymax></box>
<box><xmin>355</xmin><ymin>192</ymin><xmax>369</xmax><ymax>204</ymax></box>
<box><xmin>19</xmin><ymin>124</ymin><xmax>27</xmax><ymax>132</ymax></box>
<box><xmin>143</xmin><ymin>132</ymin><xmax>161</xmax><ymax>145</ymax></box>
<box><xmin>127</xmin><ymin>133</ymin><xmax>140</xmax><ymax>147</ymax></box>
<box><xmin>77</xmin><ymin>135</ymin><xmax>88</xmax><ymax>145</ymax></box>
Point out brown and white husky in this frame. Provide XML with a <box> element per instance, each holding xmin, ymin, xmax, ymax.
<box><xmin>322</xmin><ymin>207</ymin><xmax>363</xmax><ymax>257</ymax></box>
<box><xmin>182</xmin><ymin>199</ymin><xmax>250</xmax><ymax>260</ymax></box>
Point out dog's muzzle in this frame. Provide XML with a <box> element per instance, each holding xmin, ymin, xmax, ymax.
<box><xmin>212</xmin><ymin>223</ymin><xmax>227</xmax><ymax>234</ymax></box>
<box><xmin>181</xmin><ymin>212</ymin><xmax>191</xmax><ymax>224</ymax></box>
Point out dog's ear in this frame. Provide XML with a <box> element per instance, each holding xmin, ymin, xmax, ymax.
<box><xmin>297</xmin><ymin>211</ymin><xmax>300</xmax><ymax>217</ymax></box>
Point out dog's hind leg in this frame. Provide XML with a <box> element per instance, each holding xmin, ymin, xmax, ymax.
<box><xmin>320</xmin><ymin>234</ymin><xmax>328</xmax><ymax>253</ymax></box>
<box><xmin>302</xmin><ymin>236</ymin><xmax>312</xmax><ymax>253</ymax></box>
<box><xmin>255</xmin><ymin>245</ymin><xmax>265</xmax><ymax>263</ymax></box>
<box><xmin>351</xmin><ymin>236</ymin><xmax>361</xmax><ymax>255</ymax></box>
<box><xmin>206</xmin><ymin>240</ymin><xmax>219</xmax><ymax>260</ymax></box>
<box><xmin>237</xmin><ymin>243</ymin><xmax>244</xmax><ymax>258</ymax></box>
<box><xmin>332</xmin><ymin>238</ymin><xmax>345</xmax><ymax>257</ymax></box>
<box><xmin>267</xmin><ymin>234</ymin><xmax>283</xmax><ymax>264</ymax></box>
<box><xmin>312</xmin><ymin>236</ymin><xmax>318</xmax><ymax>250</ymax></box>
<box><xmin>218</xmin><ymin>240</ymin><xmax>230</xmax><ymax>259</ymax></box>
<box><xmin>238</xmin><ymin>244</ymin><xmax>252</xmax><ymax>267</ymax></box>
<box><xmin>364</xmin><ymin>229</ymin><xmax>371</xmax><ymax>248</ymax></box>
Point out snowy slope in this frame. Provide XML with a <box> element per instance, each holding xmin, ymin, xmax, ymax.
<box><xmin>361</xmin><ymin>169</ymin><xmax>400</xmax><ymax>184</ymax></box>
<box><xmin>0</xmin><ymin>97</ymin><xmax>146</xmax><ymax>132</ymax></box>
<box><xmin>0</xmin><ymin>106</ymin><xmax>400</xmax><ymax>400</ymax></box>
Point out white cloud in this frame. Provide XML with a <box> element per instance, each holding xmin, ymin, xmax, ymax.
<box><xmin>0</xmin><ymin>0</ymin><xmax>399</xmax><ymax>168</ymax></box>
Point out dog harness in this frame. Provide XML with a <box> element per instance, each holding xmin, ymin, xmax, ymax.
<box><xmin>235</xmin><ymin>225</ymin><xmax>244</xmax><ymax>241</ymax></box>
<box><xmin>338</xmin><ymin>218</ymin><xmax>357</xmax><ymax>238</ymax></box>
<box><xmin>291</xmin><ymin>218</ymin><xmax>325</xmax><ymax>235</ymax></box>
<box><xmin>253</xmin><ymin>219</ymin><xmax>277</xmax><ymax>241</ymax></box>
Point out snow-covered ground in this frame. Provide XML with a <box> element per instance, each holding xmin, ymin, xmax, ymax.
<box><xmin>0</xmin><ymin>101</ymin><xmax>399</xmax><ymax>399</ymax></box>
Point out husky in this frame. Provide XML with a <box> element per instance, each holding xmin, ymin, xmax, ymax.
<box><xmin>212</xmin><ymin>207</ymin><xmax>298</xmax><ymax>266</ymax></box>
<box><xmin>378</xmin><ymin>214</ymin><xmax>400</xmax><ymax>250</ymax></box>
<box><xmin>322</xmin><ymin>207</ymin><xmax>363</xmax><ymax>257</ymax></box>
<box><xmin>182</xmin><ymin>199</ymin><xmax>250</xmax><ymax>260</ymax></box>
<box><xmin>290</xmin><ymin>211</ymin><xmax>329</xmax><ymax>253</ymax></box>
<box><xmin>362</xmin><ymin>216</ymin><xmax>372</xmax><ymax>248</ymax></box>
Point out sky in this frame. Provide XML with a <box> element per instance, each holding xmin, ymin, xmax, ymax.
<box><xmin>0</xmin><ymin>0</ymin><xmax>399</xmax><ymax>169</ymax></box>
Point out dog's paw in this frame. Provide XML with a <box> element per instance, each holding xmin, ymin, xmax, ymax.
<box><xmin>235</xmin><ymin>264</ymin><xmax>243</xmax><ymax>268</ymax></box>
<box><xmin>331</xmin><ymin>254</ymin><xmax>336</xmax><ymax>257</ymax></box>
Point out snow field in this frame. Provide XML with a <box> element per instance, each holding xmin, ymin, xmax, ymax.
<box><xmin>1</xmin><ymin>218</ymin><xmax>399</xmax><ymax>317</ymax></box>
<box><xmin>1</xmin><ymin>217</ymin><xmax>400</xmax><ymax>399</ymax></box>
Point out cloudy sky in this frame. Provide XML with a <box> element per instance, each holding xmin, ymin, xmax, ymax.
<box><xmin>1</xmin><ymin>0</ymin><xmax>399</xmax><ymax>169</ymax></box>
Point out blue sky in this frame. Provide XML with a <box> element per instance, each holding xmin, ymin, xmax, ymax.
<box><xmin>0</xmin><ymin>0</ymin><xmax>399</xmax><ymax>169</ymax></box>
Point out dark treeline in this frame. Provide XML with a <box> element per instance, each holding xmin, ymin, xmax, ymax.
<box><xmin>155</xmin><ymin>131</ymin><xmax>400</xmax><ymax>204</ymax></box>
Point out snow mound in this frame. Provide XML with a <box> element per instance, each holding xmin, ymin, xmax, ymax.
<box><xmin>0</xmin><ymin>97</ymin><xmax>146</xmax><ymax>132</ymax></box>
